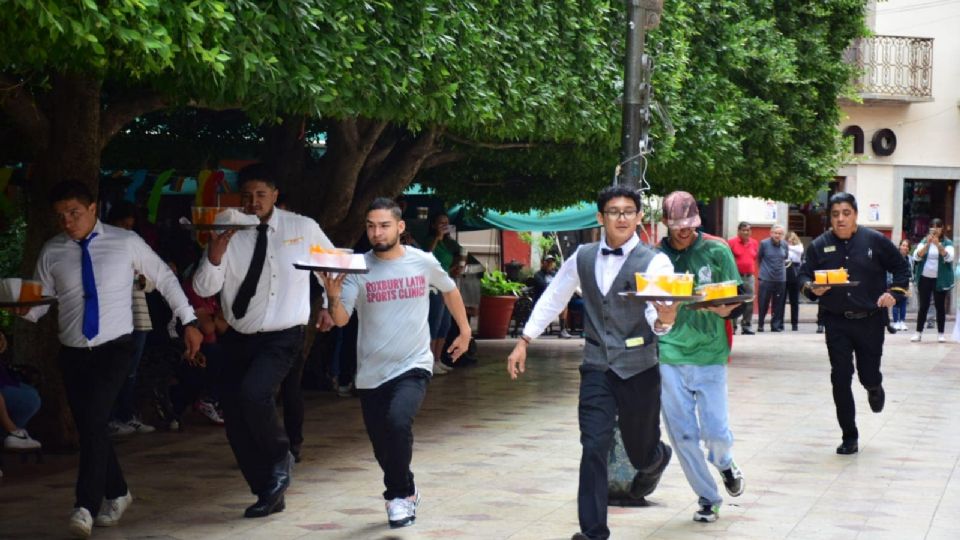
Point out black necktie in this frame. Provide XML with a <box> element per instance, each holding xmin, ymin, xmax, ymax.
<box><xmin>232</xmin><ymin>223</ymin><xmax>269</xmax><ymax>319</ymax></box>
<box><xmin>601</xmin><ymin>247</ymin><xmax>623</xmax><ymax>256</ymax></box>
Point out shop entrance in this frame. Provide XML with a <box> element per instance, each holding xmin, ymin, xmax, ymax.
<box><xmin>902</xmin><ymin>179</ymin><xmax>956</xmax><ymax>245</ymax></box>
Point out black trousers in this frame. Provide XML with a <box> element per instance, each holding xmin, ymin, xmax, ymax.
<box><xmin>785</xmin><ymin>276</ymin><xmax>800</xmax><ymax>329</ymax></box>
<box><xmin>577</xmin><ymin>365</ymin><xmax>667</xmax><ymax>540</ymax></box>
<box><xmin>757</xmin><ymin>280</ymin><xmax>786</xmax><ymax>330</ymax></box>
<box><xmin>915</xmin><ymin>276</ymin><xmax>947</xmax><ymax>333</ymax></box>
<box><xmin>823</xmin><ymin>311</ymin><xmax>885</xmax><ymax>442</ymax></box>
<box><xmin>59</xmin><ymin>335</ymin><xmax>135</xmax><ymax>516</ymax></box>
<box><xmin>220</xmin><ymin>326</ymin><xmax>302</xmax><ymax>495</ymax></box>
<box><xmin>359</xmin><ymin>368</ymin><xmax>430</xmax><ymax>501</ymax></box>
<box><xmin>281</xmin><ymin>349</ymin><xmax>307</xmax><ymax>453</ymax></box>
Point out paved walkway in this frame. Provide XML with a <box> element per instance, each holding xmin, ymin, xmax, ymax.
<box><xmin>1</xmin><ymin>324</ymin><xmax>958</xmax><ymax>539</ymax></box>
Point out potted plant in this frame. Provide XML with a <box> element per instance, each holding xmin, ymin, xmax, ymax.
<box><xmin>477</xmin><ymin>270</ymin><xmax>525</xmax><ymax>339</ymax></box>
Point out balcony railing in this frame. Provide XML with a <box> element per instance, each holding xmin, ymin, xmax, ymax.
<box><xmin>845</xmin><ymin>35</ymin><xmax>933</xmax><ymax>102</ymax></box>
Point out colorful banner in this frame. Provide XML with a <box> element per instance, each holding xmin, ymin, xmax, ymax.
<box><xmin>146</xmin><ymin>169</ymin><xmax>175</xmax><ymax>223</ymax></box>
<box><xmin>123</xmin><ymin>169</ymin><xmax>148</xmax><ymax>202</ymax></box>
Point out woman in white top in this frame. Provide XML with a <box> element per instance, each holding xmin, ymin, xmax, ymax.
<box><xmin>784</xmin><ymin>231</ymin><xmax>804</xmax><ymax>331</ymax></box>
<box><xmin>911</xmin><ymin>218</ymin><xmax>955</xmax><ymax>342</ymax></box>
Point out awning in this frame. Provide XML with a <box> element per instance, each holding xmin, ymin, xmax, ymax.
<box><xmin>450</xmin><ymin>202</ymin><xmax>598</xmax><ymax>232</ymax></box>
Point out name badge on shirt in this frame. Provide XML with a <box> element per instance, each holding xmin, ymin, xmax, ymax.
<box><xmin>823</xmin><ymin>245</ymin><xmax>836</xmax><ymax>253</ymax></box>
<box><xmin>625</xmin><ymin>337</ymin><xmax>645</xmax><ymax>348</ymax></box>
<box><xmin>283</xmin><ymin>236</ymin><xmax>304</xmax><ymax>245</ymax></box>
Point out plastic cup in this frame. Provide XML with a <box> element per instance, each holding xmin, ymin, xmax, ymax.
<box><xmin>655</xmin><ymin>275</ymin><xmax>674</xmax><ymax>295</ymax></box>
<box><xmin>19</xmin><ymin>280</ymin><xmax>43</xmax><ymax>302</ymax></box>
<box><xmin>0</xmin><ymin>278</ymin><xmax>22</xmax><ymax>303</ymax></box>
<box><xmin>828</xmin><ymin>268</ymin><xmax>848</xmax><ymax>283</ymax></box>
<box><xmin>675</xmin><ymin>274</ymin><xmax>694</xmax><ymax>296</ymax></box>
<box><xmin>635</xmin><ymin>273</ymin><xmax>649</xmax><ymax>293</ymax></box>
<box><xmin>720</xmin><ymin>281</ymin><xmax>738</xmax><ymax>298</ymax></box>
<box><xmin>814</xmin><ymin>270</ymin><xmax>829</xmax><ymax>284</ymax></box>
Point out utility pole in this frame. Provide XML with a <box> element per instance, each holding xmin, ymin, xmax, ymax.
<box><xmin>617</xmin><ymin>0</ymin><xmax>663</xmax><ymax>189</ymax></box>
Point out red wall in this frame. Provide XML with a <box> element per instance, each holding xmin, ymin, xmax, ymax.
<box><xmin>501</xmin><ymin>230</ymin><xmax>530</xmax><ymax>269</ymax></box>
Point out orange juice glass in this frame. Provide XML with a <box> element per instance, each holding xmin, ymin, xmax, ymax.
<box><xmin>19</xmin><ymin>280</ymin><xmax>42</xmax><ymax>301</ymax></box>
<box><xmin>634</xmin><ymin>273</ymin><xmax>649</xmax><ymax>293</ymax></box>
<box><xmin>814</xmin><ymin>270</ymin><xmax>829</xmax><ymax>284</ymax></box>
<box><xmin>827</xmin><ymin>269</ymin><xmax>847</xmax><ymax>283</ymax></box>
<box><xmin>675</xmin><ymin>274</ymin><xmax>694</xmax><ymax>296</ymax></box>
<box><xmin>721</xmin><ymin>281</ymin><xmax>738</xmax><ymax>298</ymax></box>
<box><xmin>655</xmin><ymin>275</ymin><xmax>674</xmax><ymax>295</ymax></box>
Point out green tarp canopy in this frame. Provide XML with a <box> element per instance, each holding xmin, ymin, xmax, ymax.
<box><xmin>403</xmin><ymin>184</ymin><xmax>598</xmax><ymax>232</ymax></box>
<box><xmin>450</xmin><ymin>203</ymin><xmax>598</xmax><ymax>232</ymax></box>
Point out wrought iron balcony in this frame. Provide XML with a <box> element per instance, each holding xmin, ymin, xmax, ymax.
<box><xmin>844</xmin><ymin>35</ymin><xmax>934</xmax><ymax>103</ymax></box>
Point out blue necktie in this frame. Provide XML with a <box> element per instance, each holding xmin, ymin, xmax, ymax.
<box><xmin>78</xmin><ymin>233</ymin><xmax>99</xmax><ymax>340</ymax></box>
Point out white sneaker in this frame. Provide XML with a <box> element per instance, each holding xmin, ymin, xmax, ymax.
<box><xmin>95</xmin><ymin>491</ymin><xmax>133</xmax><ymax>527</ymax></box>
<box><xmin>559</xmin><ymin>329</ymin><xmax>573</xmax><ymax>339</ymax></box>
<box><xmin>910</xmin><ymin>333</ymin><xmax>922</xmax><ymax>342</ymax></box>
<box><xmin>67</xmin><ymin>507</ymin><xmax>93</xmax><ymax>538</ymax></box>
<box><xmin>385</xmin><ymin>491</ymin><xmax>420</xmax><ymax>528</ymax></box>
<box><xmin>432</xmin><ymin>361</ymin><xmax>451</xmax><ymax>375</ymax></box>
<box><xmin>336</xmin><ymin>384</ymin><xmax>354</xmax><ymax>398</ymax></box>
<box><xmin>4</xmin><ymin>428</ymin><xmax>41</xmax><ymax>450</ymax></box>
<box><xmin>194</xmin><ymin>400</ymin><xmax>225</xmax><ymax>425</ymax></box>
<box><xmin>108</xmin><ymin>420</ymin><xmax>135</xmax><ymax>437</ymax></box>
<box><xmin>938</xmin><ymin>334</ymin><xmax>946</xmax><ymax>343</ymax></box>
<box><xmin>126</xmin><ymin>418</ymin><xmax>155</xmax><ymax>434</ymax></box>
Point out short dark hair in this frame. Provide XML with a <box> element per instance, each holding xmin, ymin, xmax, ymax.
<box><xmin>930</xmin><ymin>217</ymin><xmax>944</xmax><ymax>228</ymax></box>
<box><xmin>828</xmin><ymin>192</ymin><xmax>858</xmax><ymax>214</ymax></box>
<box><xmin>48</xmin><ymin>180</ymin><xmax>95</xmax><ymax>206</ymax></box>
<box><xmin>738</xmin><ymin>221</ymin><xmax>751</xmax><ymax>230</ymax></box>
<box><xmin>367</xmin><ymin>197</ymin><xmax>402</xmax><ymax>220</ymax></box>
<box><xmin>237</xmin><ymin>163</ymin><xmax>277</xmax><ymax>190</ymax></box>
<box><xmin>596</xmin><ymin>186</ymin><xmax>642</xmax><ymax>213</ymax></box>
<box><xmin>107</xmin><ymin>200</ymin><xmax>137</xmax><ymax>225</ymax></box>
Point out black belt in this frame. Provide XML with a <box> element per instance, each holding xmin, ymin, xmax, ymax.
<box><xmin>829</xmin><ymin>309</ymin><xmax>880</xmax><ymax>320</ymax></box>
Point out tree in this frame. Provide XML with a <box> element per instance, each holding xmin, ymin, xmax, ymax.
<box><xmin>1</xmin><ymin>1</ymin><xmax>866</xmax><ymax>446</ymax></box>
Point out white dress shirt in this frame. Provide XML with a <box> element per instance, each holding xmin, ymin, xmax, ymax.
<box><xmin>192</xmin><ymin>208</ymin><xmax>334</xmax><ymax>334</ymax></box>
<box><xmin>25</xmin><ymin>221</ymin><xmax>196</xmax><ymax>348</ymax></box>
<box><xmin>522</xmin><ymin>234</ymin><xmax>674</xmax><ymax>339</ymax></box>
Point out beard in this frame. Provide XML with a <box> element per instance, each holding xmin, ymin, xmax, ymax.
<box><xmin>372</xmin><ymin>237</ymin><xmax>398</xmax><ymax>252</ymax></box>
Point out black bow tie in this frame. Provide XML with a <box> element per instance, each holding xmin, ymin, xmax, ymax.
<box><xmin>601</xmin><ymin>247</ymin><xmax>623</xmax><ymax>256</ymax></box>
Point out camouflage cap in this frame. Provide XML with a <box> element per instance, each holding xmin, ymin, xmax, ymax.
<box><xmin>662</xmin><ymin>191</ymin><xmax>701</xmax><ymax>229</ymax></box>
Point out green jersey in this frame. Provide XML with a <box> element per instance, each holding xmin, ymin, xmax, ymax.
<box><xmin>658</xmin><ymin>232</ymin><xmax>741</xmax><ymax>366</ymax></box>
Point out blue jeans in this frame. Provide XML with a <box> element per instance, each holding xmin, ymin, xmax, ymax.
<box><xmin>660</xmin><ymin>363</ymin><xmax>734</xmax><ymax>507</ymax></box>
<box><xmin>0</xmin><ymin>382</ymin><xmax>42</xmax><ymax>432</ymax></box>
<box><xmin>892</xmin><ymin>297</ymin><xmax>907</xmax><ymax>323</ymax></box>
<box><xmin>428</xmin><ymin>291</ymin><xmax>451</xmax><ymax>339</ymax></box>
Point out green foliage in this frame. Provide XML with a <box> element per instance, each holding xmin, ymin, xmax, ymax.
<box><xmin>0</xmin><ymin>216</ymin><xmax>26</xmax><ymax>331</ymax></box>
<box><xmin>518</xmin><ymin>232</ymin><xmax>556</xmax><ymax>259</ymax></box>
<box><xmin>480</xmin><ymin>270</ymin><xmax>524</xmax><ymax>297</ymax></box>
<box><xmin>420</xmin><ymin>0</ymin><xmax>867</xmax><ymax>209</ymax></box>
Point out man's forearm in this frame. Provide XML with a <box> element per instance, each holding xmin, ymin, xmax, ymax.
<box><xmin>328</xmin><ymin>295</ymin><xmax>350</xmax><ymax>326</ymax></box>
<box><xmin>442</xmin><ymin>288</ymin><xmax>471</xmax><ymax>335</ymax></box>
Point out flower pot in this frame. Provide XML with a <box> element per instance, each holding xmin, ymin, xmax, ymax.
<box><xmin>477</xmin><ymin>295</ymin><xmax>519</xmax><ymax>339</ymax></box>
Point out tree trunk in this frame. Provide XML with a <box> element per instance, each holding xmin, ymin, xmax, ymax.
<box><xmin>13</xmin><ymin>74</ymin><xmax>103</xmax><ymax>450</ymax></box>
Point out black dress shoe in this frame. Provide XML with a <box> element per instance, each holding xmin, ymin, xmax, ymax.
<box><xmin>836</xmin><ymin>440</ymin><xmax>859</xmax><ymax>455</ymax></box>
<box><xmin>244</xmin><ymin>494</ymin><xmax>285</xmax><ymax>518</ymax></box>
<box><xmin>887</xmin><ymin>324</ymin><xmax>897</xmax><ymax>335</ymax></box>
<box><xmin>571</xmin><ymin>534</ymin><xmax>591</xmax><ymax>540</ymax></box>
<box><xmin>291</xmin><ymin>446</ymin><xmax>302</xmax><ymax>463</ymax></box>
<box><xmin>867</xmin><ymin>385</ymin><xmax>885</xmax><ymax>413</ymax></box>
<box><xmin>245</xmin><ymin>452</ymin><xmax>294</xmax><ymax>518</ymax></box>
<box><xmin>741</xmin><ymin>328</ymin><xmax>755</xmax><ymax>335</ymax></box>
<box><xmin>630</xmin><ymin>443</ymin><xmax>672</xmax><ymax>498</ymax></box>
<box><xmin>771</xmin><ymin>328</ymin><xmax>783</xmax><ymax>333</ymax></box>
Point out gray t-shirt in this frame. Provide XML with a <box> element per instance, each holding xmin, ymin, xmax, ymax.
<box><xmin>757</xmin><ymin>238</ymin><xmax>788</xmax><ymax>282</ymax></box>
<box><xmin>341</xmin><ymin>247</ymin><xmax>457</xmax><ymax>389</ymax></box>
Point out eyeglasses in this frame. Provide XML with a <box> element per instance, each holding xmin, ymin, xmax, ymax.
<box><xmin>602</xmin><ymin>209</ymin><xmax>638</xmax><ymax>220</ymax></box>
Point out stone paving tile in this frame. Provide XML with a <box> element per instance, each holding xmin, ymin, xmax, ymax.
<box><xmin>1</xmin><ymin>325</ymin><xmax>959</xmax><ymax>539</ymax></box>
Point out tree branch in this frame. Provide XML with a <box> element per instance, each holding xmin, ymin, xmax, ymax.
<box><xmin>444</xmin><ymin>132</ymin><xmax>538</xmax><ymax>149</ymax></box>
<box><xmin>422</xmin><ymin>150</ymin><xmax>465</xmax><ymax>170</ymax></box>
<box><xmin>0</xmin><ymin>74</ymin><xmax>49</xmax><ymax>151</ymax></box>
<box><xmin>99</xmin><ymin>91</ymin><xmax>169</xmax><ymax>150</ymax></box>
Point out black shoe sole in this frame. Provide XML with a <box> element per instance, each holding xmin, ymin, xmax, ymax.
<box><xmin>388</xmin><ymin>517</ymin><xmax>416</xmax><ymax>528</ymax></box>
<box><xmin>243</xmin><ymin>496</ymin><xmax>285</xmax><ymax>518</ymax></box>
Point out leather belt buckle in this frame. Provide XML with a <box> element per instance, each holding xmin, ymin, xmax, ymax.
<box><xmin>843</xmin><ymin>310</ymin><xmax>872</xmax><ymax>320</ymax></box>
